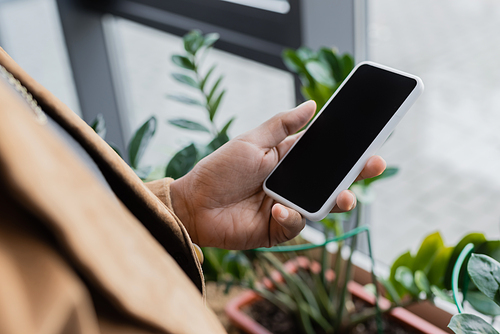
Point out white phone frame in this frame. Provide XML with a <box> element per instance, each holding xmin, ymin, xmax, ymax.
<box><xmin>263</xmin><ymin>61</ymin><xmax>424</xmax><ymax>221</ymax></box>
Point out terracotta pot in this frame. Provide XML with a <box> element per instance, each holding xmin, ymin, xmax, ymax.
<box><xmin>225</xmin><ymin>257</ymin><xmax>450</xmax><ymax>334</ymax></box>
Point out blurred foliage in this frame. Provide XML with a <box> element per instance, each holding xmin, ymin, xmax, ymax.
<box><xmin>90</xmin><ymin>114</ymin><xmax>156</xmax><ymax>180</ymax></box>
<box><xmin>283</xmin><ymin>46</ymin><xmax>354</xmax><ymax>112</ymax></box>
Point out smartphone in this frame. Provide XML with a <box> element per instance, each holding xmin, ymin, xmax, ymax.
<box><xmin>263</xmin><ymin>61</ymin><xmax>423</xmax><ymax>221</ymax></box>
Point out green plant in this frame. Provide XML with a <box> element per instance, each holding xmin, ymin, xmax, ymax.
<box><xmin>387</xmin><ymin>231</ymin><xmax>500</xmax><ymax>324</ymax></box>
<box><xmin>283</xmin><ymin>46</ymin><xmax>354</xmax><ymax>112</ymax></box>
<box><xmin>166</xmin><ymin>30</ymin><xmax>234</xmax><ymax>179</ymax></box>
<box><xmin>90</xmin><ymin>114</ymin><xmax>157</xmax><ymax>180</ymax></box>
<box><xmin>448</xmin><ymin>253</ymin><xmax>500</xmax><ymax>333</ymax></box>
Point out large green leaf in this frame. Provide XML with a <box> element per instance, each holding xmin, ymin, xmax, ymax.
<box><xmin>220</xmin><ymin>117</ymin><xmax>235</xmax><ymax>135</ymax></box>
<box><xmin>318</xmin><ymin>47</ymin><xmax>342</xmax><ymax>83</ymax></box>
<box><xmin>413</xmin><ymin>232</ymin><xmax>445</xmax><ymax>274</ymax></box>
<box><xmin>444</xmin><ymin>233</ymin><xmax>487</xmax><ymax>289</ymax></box>
<box><xmin>207</xmin><ymin>132</ymin><xmax>229</xmax><ymax>153</ymax></box>
<box><xmin>395</xmin><ymin>266</ymin><xmax>419</xmax><ymax>297</ymax></box>
<box><xmin>128</xmin><ymin>116</ymin><xmax>157</xmax><ymax>169</ymax></box>
<box><xmin>467</xmin><ymin>291</ymin><xmax>500</xmax><ymax>316</ymax></box>
<box><xmin>90</xmin><ymin>113</ymin><xmax>106</xmax><ymax>139</ymax></box>
<box><xmin>476</xmin><ymin>240</ymin><xmax>500</xmax><ymax>262</ymax></box>
<box><xmin>172</xmin><ymin>73</ymin><xmax>198</xmax><ymax>88</ymax></box>
<box><xmin>171</xmin><ymin>55</ymin><xmax>195</xmax><ymax>70</ymax></box>
<box><xmin>427</xmin><ymin>246</ymin><xmax>453</xmax><ymax>288</ymax></box>
<box><xmin>341</xmin><ymin>54</ymin><xmax>355</xmax><ymax>78</ymax></box>
<box><xmin>390</xmin><ymin>251</ymin><xmax>415</xmax><ymax>298</ymax></box>
<box><xmin>431</xmin><ymin>285</ymin><xmax>454</xmax><ymax>303</ymax></box>
<box><xmin>305</xmin><ymin>61</ymin><xmax>334</xmax><ymax>87</ymax></box>
<box><xmin>168</xmin><ymin>118</ymin><xmax>210</xmax><ymax>133</ymax></box>
<box><xmin>165</xmin><ymin>143</ymin><xmax>198</xmax><ymax>179</ymax></box>
<box><xmin>448</xmin><ymin>313</ymin><xmax>499</xmax><ymax>334</ymax></box>
<box><xmin>468</xmin><ymin>254</ymin><xmax>500</xmax><ymax>307</ymax></box>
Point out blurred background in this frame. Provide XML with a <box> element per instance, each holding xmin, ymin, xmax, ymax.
<box><xmin>1</xmin><ymin>0</ymin><xmax>500</xmax><ymax>267</ymax></box>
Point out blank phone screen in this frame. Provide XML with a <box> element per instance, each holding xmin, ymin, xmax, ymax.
<box><xmin>265</xmin><ymin>64</ymin><xmax>417</xmax><ymax>213</ymax></box>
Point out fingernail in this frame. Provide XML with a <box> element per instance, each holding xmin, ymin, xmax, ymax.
<box><xmin>280</xmin><ymin>206</ymin><xmax>289</xmax><ymax>220</ymax></box>
<box><xmin>349</xmin><ymin>196</ymin><xmax>356</xmax><ymax>211</ymax></box>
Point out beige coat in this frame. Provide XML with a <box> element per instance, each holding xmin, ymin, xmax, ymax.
<box><xmin>0</xmin><ymin>48</ymin><xmax>226</xmax><ymax>334</ymax></box>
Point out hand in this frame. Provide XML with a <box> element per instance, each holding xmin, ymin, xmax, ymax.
<box><xmin>170</xmin><ymin>101</ymin><xmax>386</xmax><ymax>249</ymax></box>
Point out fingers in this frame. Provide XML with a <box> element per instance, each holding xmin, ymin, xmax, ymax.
<box><xmin>330</xmin><ymin>190</ymin><xmax>357</xmax><ymax>213</ymax></box>
<box><xmin>272</xmin><ymin>203</ymin><xmax>306</xmax><ymax>241</ymax></box>
<box><xmin>355</xmin><ymin>156</ymin><xmax>386</xmax><ymax>182</ymax></box>
<box><xmin>240</xmin><ymin>100</ymin><xmax>316</xmax><ymax>149</ymax></box>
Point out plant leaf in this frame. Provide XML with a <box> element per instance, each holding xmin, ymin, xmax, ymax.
<box><xmin>428</xmin><ymin>246</ymin><xmax>453</xmax><ymax>288</ymax></box>
<box><xmin>166</xmin><ymin>94</ymin><xmax>204</xmax><ymax>106</ymax></box>
<box><xmin>430</xmin><ymin>285</ymin><xmax>454</xmax><ymax>304</ymax></box>
<box><xmin>414</xmin><ymin>270</ymin><xmax>431</xmax><ymax>294</ymax></box>
<box><xmin>444</xmin><ymin>233</ymin><xmax>487</xmax><ymax>289</ymax></box>
<box><xmin>413</xmin><ymin>232</ymin><xmax>445</xmax><ymax>274</ymax></box>
<box><xmin>379</xmin><ymin>277</ymin><xmax>401</xmax><ymax>304</ymax></box>
<box><xmin>207</xmin><ymin>76</ymin><xmax>223</xmax><ymax>104</ymax></box>
<box><xmin>395</xmin><ymin>266</ymin><xmax>419</xmax><ymax>297</ymax></box>
<box><xmin>128</xmin><ymin>116</ymin><xmax>157</xmax><ymax>169</ymax></box>
<box><xmin>220</xmin><ymin>117</ymin><xmax>235</xmax><ymax>135</ymax></box>
<box><xmin>90</xmin><ymin>113</ymin><xmax>106</xmax><ymax>139</ymax></box>
<box><xmin>167</xmin><ymin>118</ymin><xmax>210</xmax><ymax>133</ymax></box>
<box><xmin>209</xmin><ymin>90</ymin><xmax>226</xmax><ymax>121</ymax></box>
<box><xmin>341</xmin><ymin>54</ymin><xmax>355</xmax><ymax>78</ymax></box>
<box><xmin>203</xmin><ymin>32</ymin><xmax>220</xmax><ymax>48</ymax></box>
<box><xmin>305</xmin><ymin>61</ymin><xmax>335</xmax><ymax>87</ymax></box>
<box><xmin>207</xmin><ymin>132</ymin><xmax>229</xmax><ymax>153</ymax></box>
<box><xmin>318</xmin><ymin>47</ymin><xmax>342</xmax><ymax>83</ymax></box>
<box><xmin>183</xmin><ymin>30</ymin><xmax>203</xmax><ymax>54</ymax></box>
<box><xmin>390</xmin><ymin>251</ymin><xmax>414</xmax><ymax>298</ymax></box>
<box><xmin>200</xmin><ymin>65</ymin><xmax>216</xmax><ymax>92</ymax></box>
<box><xmin>222</xmin><ymin>251</ymin><xmax>251</xmax><ymax>280</ymax></box>
<box><xmin>165</xmin><ymin>143</ymin><xmax>197</xmax><ymax>179</ymax></box>
<box><xmin>448</xmin><ymin>313</ymin><xmax>499</xmax><ymax>334</ymax></box>
<box><xmin>467</xmin><ymin>291</ymin><xmax>500</xmax><ymax>316</ymax></box>
<box><xmin>171</xmin><ymin>55</ymin><xmax>195</xmax><ymax>70</ymax></box>
<box><xmin>468</xmin><ymin>254</ymin><xmax>500</xmax><ymax>307</ymax></box>
<box><xmin>363</xmin><ymin>167</ymin><xmax>399</xmax><ymax>187</ymax></box>
<box><xmin>172</xmin><ymin>73</ymin><xmax>198</xmax><ymax>88</ymax></box>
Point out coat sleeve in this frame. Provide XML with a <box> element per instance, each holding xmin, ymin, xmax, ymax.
<box><xmin>144</xmin><ymin>178</ymin><xmax>175</xmax><ymax>211</ymax></box>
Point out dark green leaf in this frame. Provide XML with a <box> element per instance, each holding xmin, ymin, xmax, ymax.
<box><xmin>430</xmin><ymin>285</ymin><xmax>454</xmax><ymax>304</ymax></box>
<box><xmin>318</xmin><ymin>47</ymin><xmax>342</xmax><ymax>83</ymax></box>
<box><xmin>363</xmin><ymin>167</ymin><xmax>399</xmax><ymax>187</ymax></box>
<box><xmin>296</xmin><ymin>47</ymin><xmax>315</xmax><ymax>61</ymax></box>
<box><xmin>128</xmin><ymin>116</ymin><xmax>157</xmax><ymax>169</ymax></box>
<box><xmin>445</xmin><ymin>233</ymin><xmax>487</xmax><ymax>289</ymax></box>
<box><xmin>415</xmin><ymin>270</ymin><xmax>431</xmax><ymax>294</ymax></box>
<box><xmin>222</xmin><ymin>251</ymin><xmax>251</xmax><ymax>280</ymax></box>
<box><xmin>167</xmin><ymin>118</ymin><xmax>210</xmax><ymax>133</ymax></box>
<box><xmin>282</xmin><ymin>49</ymin><xmax>306</xmax><ymax>74</ymax></box>
<box><xmin>165</xmin><ymin>143</ymin><xmax>198</xmax><ymax>179</ymax></box>
<box><xmin>207</xmin><ymin>76</ymin><xmax>223</xmax><ymax>104</ymax></box>
<box><xmin>172</xmin><ymin>73</ymin><xmax>198</xmax><ymax>88</ymax></box>
<box><xmin>183</xmin><ymin>30</ymin><xmax>203</xmax><ymax>54</ymax></box>
<box><xmin>209</xmin><ymin>90</ymin><xmax>225</xmax><ymax>121</ymax></box>
<box><xmin>395</xmin><ymin>266</ymin><xmax>419</xmax><ymax>297</ymax></box>
<box><xmin>207</xmin><ymin>132</ymin><xmax>229</xmax><ymax>153</ymax></box>
<box><xmin>390</xmin><ymin>251</ymin><xmax>414</xmax><ymax>298</ymax></box>
<box><xmin>171</xmin><ymin>55</ymin><xmax>195</xmax><ymax>70</ymax></box>
<box><xmin>341</xmin><ymin>54</ymin><xmax>355</xmax><ymax>79</ymax></box>
<box><xmin>90</xmin><ymin>113</ymin><xmax>106</xmax><ymax>139</ymax></box>
<box><xmin>448</xmin><ymin>313</ymin><xmax>499</xmax><ymax>334</ymax></box>
<box><xmin>468</xmin><ymin>254</ymin><xmax>500</xmax><ymax>307</ymax></box>
<box><xmin>413</xmin><ymin>232</ymin><xmax>445</xmax><ymax>274</ymax></box>
<box><xmin>203</xmin><ymin>33</ymin><xmax>220</xmax><ymax>48</ymax></box>
<box><xmin>476</xmin><ymin>241</ymin><xmax>500</xmax><ymax>263</ymax></box>
<box><xmin>467</xmin><ymin>291</ymin><xmax>500</xmax><ymax>316</ymax></box>
<box><xmin>379</xmin><ymin>277</ymin><xmax>401</xmax><ymax>303</ymax></box>
<box><xmin>200</xmin><ymin>65</ymin><xmax>216</xmax><ymax>91</ymax></box>
<box><xmin>427</xmin><ymin>246</ymin><xmax>453</xmax><ymax>288</ymax></box>
<box><xmin>220</xmin><ymin>117</ymin><xmax>235</xmax><ymax>135</ymax></box>
<box><xmin>166</xmin><ymin>94</ymin><xmax>204</xmax><ymax>106</ymax></box>
<box><xmin>305</xmin><ymin>61</ymin><xmax>334</xmax><ymax>87</ymax></box>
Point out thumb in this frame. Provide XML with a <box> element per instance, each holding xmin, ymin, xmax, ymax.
<box><xmin>271</xmin><ymin>203</ymin><xmax>306</xmax><ymax>244</ymax></box>
<box><xmin>240</xmin><ymin>100</ymin><xmax>316</xmax><ymax>149</ymax></box>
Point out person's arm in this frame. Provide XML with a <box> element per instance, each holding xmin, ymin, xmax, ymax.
<box><xmin>167</xmin><ymin>101</ymin><xmax>386</xmax><ymax>250</ymax></box>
